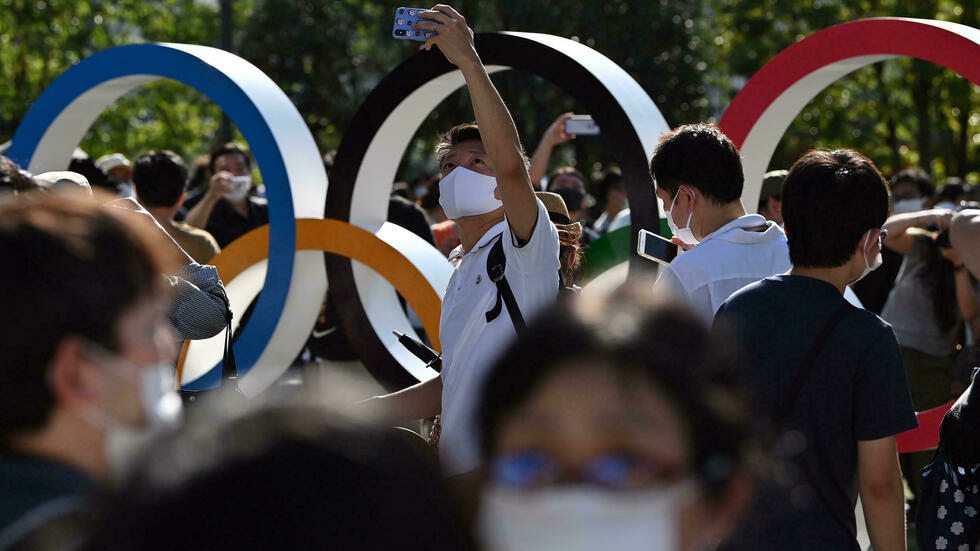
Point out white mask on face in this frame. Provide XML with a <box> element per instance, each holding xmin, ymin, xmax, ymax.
<box><xmin>83</xmin><ymin>345</ymin><xmax>183</xmax><ymax>480</ymax></box>
<box><xmin>477</xmin><ymin>484</ymin><xmax>690</xmax><ymax>551</ymax></box>
<box><xmin>439</xmin><ymin>167</ymin><xmax>503</xmax><ymax>220</ymax></box>
<box><xmin>853</xmin><ymin>230</ymin><xmax>883</xmax><ymax>284</ymax></box>
<box><xmin>892</xmin><ymin>197</ymin><xmax>926</xmax><ymax>214</ymax></box>
<box><xmin>664</xmin><ymin>186</ymin><xmax>699</xmax><ymax>246</ymax></box>
<box><xmin>224</xmin><ymin>175</ymin><xmax>251</xmax><ymax>203</ymax></box>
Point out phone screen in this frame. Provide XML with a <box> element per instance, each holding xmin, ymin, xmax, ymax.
<box><xmin>637</xmin><ymin>229</ymin><xmax>677</xmax><ymax>265</ymax></box>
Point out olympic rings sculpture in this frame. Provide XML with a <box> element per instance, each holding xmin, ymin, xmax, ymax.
<box><xmin>9</xmin><ymin>18</ymin><xmax>980</xmax><ymax>449</ymax></box>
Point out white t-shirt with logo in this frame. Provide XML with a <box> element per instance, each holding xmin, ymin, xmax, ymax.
<box><xmin>439</xmin><ymin>199</ymin><xmax>560</xmax><ymax>475</ymax></box>
<box><xmin>655</xmin><ymin>214</ymin><xmax>791</xmax><ymax>323</ymax></box>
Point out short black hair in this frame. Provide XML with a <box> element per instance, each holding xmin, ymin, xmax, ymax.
<box><xmin>68</xmin><ymin>157</ymin><xmax>113</xmax><ymax>193</ymax></box>
<box><xmin>133</xmin><ymin>150</ymin><xmax>188</xmax><ymax>208</ymax></box>
<box><xmin>0</xmin><ymin>194</ymin><xmax>167</xmax><ymax>445</ymax></box>
<box><xmin>546</xmin><ymin>166</ymin><xmax>587</xmax><ymax>193</ymax></box>
<box><xmin>478</xmin><ymin>290</ymin><xmax>753</xmax><ymax>495</ymax></box>
<box><xmin>891</xmin><ymin>168</ymin><xmax>934</xmax><ymax>199</ymax></box>
<box><xmin>208</xmin><ymin>142</ymin><xmax>251</xmax><ymax>175</ymax></box>
<box><xmin>782</xmin><ymin>150</ymin><xmax>890</xmax><ymax>268</ymax></box>
<box><xmin>937</xmin><ymin>177</ymin><xmax>967</xmax><ymax>204</ymax></box>
<box><xmin>650</xmin><ymin>123</ymin><xmax>743</xmax><ymax>204</ymax></box>
<box><xmin>435</xmin><ymin>123</ymin><xmax>482</xmax><ymax>169</ymax></box>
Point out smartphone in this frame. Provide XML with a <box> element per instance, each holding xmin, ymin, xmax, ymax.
<box><xmin>392</xmin><ymin>7</ymin><xmax>435</xmax><ymax>41</ymax></box>
<box><xmin>637</xmin><ymin>229</ymin><xmax>678</xmax><ymax>265</ymax></box>
<box><xmin>564</xmin><ymin>115</ymin><xmax>600</xmax><ymax>136</ymax></box>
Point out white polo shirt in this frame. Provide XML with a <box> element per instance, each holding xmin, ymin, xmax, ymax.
<box><xmin>655</xmin><ymin>214</ymin><xmax>791</xmax><ymax>323</ymax></box>
<box><xmin>439</xmin><ymin>199</ymin><xmax>560</xmax><ymax>475</ymax></box>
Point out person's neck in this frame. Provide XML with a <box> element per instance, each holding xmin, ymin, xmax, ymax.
<box><xmin>145</xmin><ymin>205</ymin><xmax>178</xmax><ymax>226</ymax></box>
<box><xmin>788</xmin><ymin>265</ymin><xmax>854</xmax><ymax>294</ymax></box>
<box><xmin>456</xmin><ymin>211</ymin><xmax>506</xmax><ymax>253</ymax></box>
<box><xmin>10</xmin><ymin>409</ymin><xmax>108</xmax><ymax>480</ymax></box>
<box><xmin>604</xmin><ymin>203</ymin><xmax>622</xmax><ymax>219</ymax></box>
<box><xmin>230</xmin><ymin>198</ymin><xmax>249</xmax><ymax>217</ymax></box>
<box><xmin>695</xmin><ymin>200</ymin><xmax>748</xmax><ymax>240</ymax></box>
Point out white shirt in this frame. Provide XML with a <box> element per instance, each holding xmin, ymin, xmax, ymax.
<box><xmin>655</xmin><ymin>214</ymin><xmax>791</xmax><ymax>323</ymax></box>
<box><xmin>439</xmin><ymin>199</ymin><xmax>560</xmax><ymax>475</ymax></box>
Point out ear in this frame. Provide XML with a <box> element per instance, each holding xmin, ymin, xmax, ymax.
<box><xmin>493</xmin><ymin>186</ymin><xmax>501</xmax><ymax>200</ymax></box>
<box><xmin>177</xmin><ymin>189</ymin><xmax>186</xmax><ymax>207</ymax></box>
<box><xmin>767</xmin><ymin>196</ymin><xmax>781</xmax><ymax>216</ymax></box>
<box><xmin>48</xmin><ymin>337</ymin><xmax>100</xmax><ymax>407</ymax></box>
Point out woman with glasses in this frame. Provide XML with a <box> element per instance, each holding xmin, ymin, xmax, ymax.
<box><xmin>473</xmin><ymin>288</ymin><xmax>756</xmax><ymax>551</ymax></box>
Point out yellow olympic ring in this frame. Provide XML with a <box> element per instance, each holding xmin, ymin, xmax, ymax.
<box><xmin>177</xmin><ymin>218</ymin><xmax>443</xmax><ymax>388</ymax></box>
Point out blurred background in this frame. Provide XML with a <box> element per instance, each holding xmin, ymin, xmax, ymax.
<box><xmin>1</xmin><ymin>0</ymin><xmax>978</xmax><ymax>184</ymax></box>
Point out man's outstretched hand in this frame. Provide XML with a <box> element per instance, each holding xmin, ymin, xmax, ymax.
<box><xmin>417</xmin><ymin>5</ymin><xmax>479</xmax><ymax>69</ymax></box>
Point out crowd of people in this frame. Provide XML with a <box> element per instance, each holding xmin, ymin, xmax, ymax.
<box><xmin>2</xmin><ymin>4</ymin><xmax>980</xmax><ymax>551</ymax></box>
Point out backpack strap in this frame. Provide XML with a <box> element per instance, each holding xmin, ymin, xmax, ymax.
<box><xmin>485</xmin><ymin>234</ymin><xmax>527</xmax><ymax>334</ymax></box>
<box><xmin>772</xmin><ymin>301</ymin><xmax>853</xmax><ymax>430</ymax></box>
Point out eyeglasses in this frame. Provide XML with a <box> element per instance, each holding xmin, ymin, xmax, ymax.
<box><xmin>490</xmin><ymin>450</ymin><xmax>676</xmax><ymax>491</ymax></box>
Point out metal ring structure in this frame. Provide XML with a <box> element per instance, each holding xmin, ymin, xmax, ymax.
<box><xmin>5</xmin><ymin>43</ymin><xmax>328</xmax><ymax>390</ymax></box>
<box><xmin>177</xmin><ymin>219</ymin><xmax>445</xmax><ymax>396</ymax></box>
<box><xmin>719</xmin><ymin>17</ymin><xmax>980</xmax><ymax>213</ymax></box>
<box><xmin>326</xmin><ymin>32</ymin><xmax>671</xmax><ymax>390</ymax></box>
<box><xmin>717</xmin><ymin>17</ymin><xmax>980</xmax><ymax>451</ymax></box>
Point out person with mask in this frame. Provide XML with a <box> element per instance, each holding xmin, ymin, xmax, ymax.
<box><xmin>879</xmin><ymin>205</ymin><xmax>978</xmax><ymax>503</ymax></box>
<box><xmin>651</xmin><ymin>123</ymin><xmax>791</xmax><ymax>323</ymax></box>
<box><xmin>183</xmin><ymin>142</ymin><xmax>269</xmax><ymax>248</ymax></box>
<box><xmin>714</xmin><ymin>150</ymin><xmax>917</xmax><ymax>551</ymax></box>
<box><xmin>363</xmin><ymin>5</ymin><xmax>560</xmax><ymax>481</ymax></box>
<box><xmin>475</xmin><ymin>289</ymin><xmax>755</xmax><ymax>551</ymax></box>
<box><xmin>0</xmin><ymin>194</ymin><xmax>182</xmax><ymax>548</ymax></box>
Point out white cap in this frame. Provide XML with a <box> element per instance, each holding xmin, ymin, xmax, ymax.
<box><xmin>96</xmin><ymin>153</ymin><xmax>132</xmax><ymax>172</ymax></box>
<box><xmin>34</xmin><ymin>171</ymin><xmax>93</xmax><ymax>196</ymax></box>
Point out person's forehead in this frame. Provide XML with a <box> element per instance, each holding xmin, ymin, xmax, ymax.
<box><xmin>444</xmin><ymin>140</ymin><xmax>486</xmax><ymax>161</ymax></box>
<box><xmin>215</xmin><ymin>152</ymin><xmax>247</xmax><ymax>167</ymax></box>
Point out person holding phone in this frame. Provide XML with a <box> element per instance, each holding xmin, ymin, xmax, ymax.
<box><xmin>365</xmin><ymin>5</ymin><xmax>560</xmax><ymax>483</ymax></box>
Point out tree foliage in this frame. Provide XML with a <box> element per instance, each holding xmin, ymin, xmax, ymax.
<box><xmin>1</xmin><ymin>0</ymin><xmax>978</xmax><ymax>186</ymax></box>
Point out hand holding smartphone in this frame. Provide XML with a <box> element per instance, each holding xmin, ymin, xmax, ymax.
<box><xmin>392</xmin><ymin>7</ymin><xmax>436</xmax><ymax>41</ymax></box>
<box><xmin>564</xmin><ymin>115</ymin><xmax>600</xmax><ymax>136</ymax></box>
<box><xmin>637</xmin><ymin>229</ymin><xmax>678</xmax><ymax>265</ymax></box>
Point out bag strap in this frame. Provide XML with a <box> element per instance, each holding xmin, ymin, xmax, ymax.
<box><xmin>772</xmin><ymin>302</ymin><xmax>852</xmax><ymax>429</ymax></box>
<box><xmin>485</xmin><ymin>234</ymin><xmax>527</xmax><ymax>334</ymax></box>
<box><xmin>218</xmin><ymin>292</ymin><xmax>237</xmax><ymax>384</ymax></box>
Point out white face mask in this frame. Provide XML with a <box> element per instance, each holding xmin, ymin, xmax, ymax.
<box><xmin>853</xmin><ymin>230</ymin><xmax>883</xmax><ymax>284</ymax></box>
<box><xmin>477</xmin><ymin>484</ymin><xmax>689</xmax><ymax>551</ymax></box>
<box><xmin>224</xmin><ymin>175</ymin><xmax>251</xmax><ymax>203</ymax></box>
<box><xmin>84</xmin><ymin>345</ymin><xmax>183</xmax><ymax>480</ymax></box>
<box><xmin>664</xmin><ymin>187</ymin><xmax>699</xmax><ymax>246</ymax></box>
<box><xmin>892</xmin><ymin>197</ymin><xmax>926</xmax><ymax>214</ymax></box>
<box><xmin>439</xmin><ymin>166</ymin><xmax>503</xmax><ymax>220</ymax></box>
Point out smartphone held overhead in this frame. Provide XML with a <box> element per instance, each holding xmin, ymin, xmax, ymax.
<box><xmin>637</xmin><ymin>229</ymin><xmax>678</xmax><ymax>266</ymax></box>
<box><xmin>564</xmin><ymin>115</ymin><xmax>600</xmax><ymax>136</ymax></box>
<box><xmin>393</xmin><ymin>7</ymin><xmax>435</xmax><ymax>41</ymax></box>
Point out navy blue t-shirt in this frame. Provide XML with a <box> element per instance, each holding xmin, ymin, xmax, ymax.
<box><xmin>715</xmin><ymin>275</ymin><xmax>917</xmax><ymax>551</ymax></box>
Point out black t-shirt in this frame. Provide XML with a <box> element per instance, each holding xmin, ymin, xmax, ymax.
<box><xmin>182</xmin><ymin>194</ymin><xmax>270</xmax><ymax>248</ymax></box>
<box><xmin>714</xmin><ymin>275</ymin><xmax>917</xmax><ymax>551</ymax></box>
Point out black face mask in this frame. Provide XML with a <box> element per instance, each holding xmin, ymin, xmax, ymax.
<box><xmin>553</xmin><ymin>187</ymin><xmax>585</xmax><ymax>213</ymax></box>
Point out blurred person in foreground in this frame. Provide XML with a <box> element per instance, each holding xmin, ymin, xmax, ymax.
<box><xmin>133</xmin><ymin>150</ymin><xmax>221</xmax><ymax>264</ymax></box>
<box><xmin>365</xmin><ymin>4</ymin><xmax>560</xmax><ymax>480</ymax></box>
<box><xmin>476</xmin><ymin>290</ymin><xmax>754</xmax><ymax>551</ymax></box>
<box><xmin>82</xmin><ymin>401</ymin><xmax>474</xmax><ymax>551</ymax></box>
<box><xmin>183</xmin><ymin>142</ymin><xmax>268</xmax><ymax>248</ymax></box>
<box><xmin>651</xmin><ymin>123</ymin><xmax>790</xmax><ymax>323</ymax></box>
<box><xmin>0</xmin><ymin>194</ymin><xmax>182</xmax><ymax>547</ymax></box>
<box><xmin>715</xmin><ymin>150</ymin><xmax>917</xmax><ymax>551</ymax></box>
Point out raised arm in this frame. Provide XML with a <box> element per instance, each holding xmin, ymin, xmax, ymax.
<box><xmin>882</xmin><ymin>209</ymin><xmax>952</xmax><ymax>255</ymax></box>
<box><xmin>417</xmin><ymin>5</ymin><xmax>538</xmax><ymax>242</ymax></box>
<box><xmin>951</xmin><ymin>209</ymin><xmax>980</xmax><ymax>276</ymax></box>
<box><xmin>529</xmin><ymin>113</ymin><xmax>574</xmax><ymax>189</ymax></box>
